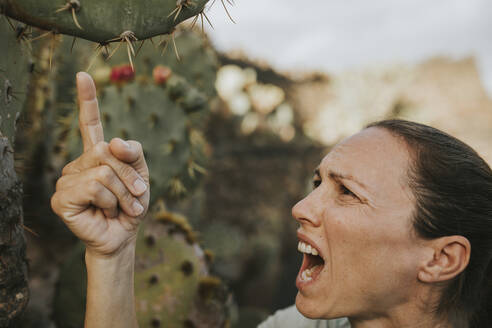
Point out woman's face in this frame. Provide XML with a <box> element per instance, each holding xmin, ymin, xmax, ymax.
<box><xmin>293</xmin><ymin>127</ymin><xmax>425</xmax><ymax>319</ymax></box>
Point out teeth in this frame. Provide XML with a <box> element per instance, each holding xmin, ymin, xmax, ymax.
<box><xmin>297</xmin><ymin>241</ymin><xmax>320</xmax><ymax>257</ymax></box>
<box><xmin>301</xmin><ymin>269</ymin><xmax>312</xmax><ymax>281</ymax></box>
<box><xmin>300</xmin><ymin>265</ymin><xmax>322</xmax><ymax>282</ymax></box>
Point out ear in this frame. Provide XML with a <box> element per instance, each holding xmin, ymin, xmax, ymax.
<box><xmin>418</xmin><ymin>236</ymin><xmax>471</xmax><ymax>283</ymax></box>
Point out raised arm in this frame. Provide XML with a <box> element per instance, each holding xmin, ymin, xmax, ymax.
<box><xmin>51</xmin><ymin>72</ymin><xmax>149</xmax><ymax>328</ymax></box>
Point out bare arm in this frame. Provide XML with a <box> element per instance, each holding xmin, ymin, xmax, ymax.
<box><xmin>85</xmin><ymin>244</ymin><xmax>137</xmax><ymax>328</ymax></box>
<box><xmin>51</xmin><ymin>72</ymin><xmax>149</xmax><ymax>328</ymax></box>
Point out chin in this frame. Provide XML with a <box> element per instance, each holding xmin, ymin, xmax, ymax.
<box><xmin>295</xmin><ymin>292</ymin><xmax>325</xmax><ymax>319</ymax></box>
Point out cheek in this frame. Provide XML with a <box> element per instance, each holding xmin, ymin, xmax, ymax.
<box><xmin>322</xmin><ymin>205</ymin><xmax>417</xmax><ymax>279</ymax></box>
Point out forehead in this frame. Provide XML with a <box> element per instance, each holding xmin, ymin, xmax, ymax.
<box><xmin>320</xmin><ymin>127</ymin><xmax>411</xmax><ymax>198</ymax></box>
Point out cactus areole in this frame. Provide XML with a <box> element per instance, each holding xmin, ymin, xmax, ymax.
<box><xmin>1</xmin><ymin>0</ymin><xmax>209</xmax><ymax>43</ymax></box>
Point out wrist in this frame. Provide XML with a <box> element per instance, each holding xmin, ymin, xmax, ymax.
<box><xmin>85</xmin><ymin>237</ymin><xmax>137</xmax><ymax>261</ymax></box>
<box><xmin>85</xmin><ymin>239</ymin><xmax>136</xmax><ymax>275</ymax></box>
<box><xmin>84</xmin><ymin>238</ymin><xmax>138</xmax><ymax>328</ymax></box>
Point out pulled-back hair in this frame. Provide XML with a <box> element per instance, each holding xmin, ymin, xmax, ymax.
<box><xmin>367</xmin><ymin>119</ymin><xmax>492</xmax><ymax>328</ymax></box>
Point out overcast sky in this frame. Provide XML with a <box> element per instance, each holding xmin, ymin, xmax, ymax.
<box><xmin>204</xmin><ymin>0</ymin><xmax>492</xmax><ymax>95</ymax></box>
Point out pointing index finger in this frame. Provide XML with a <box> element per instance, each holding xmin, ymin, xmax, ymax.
<box><xmin>76</xmin><ymin>72</ymin><xmax>104</xmax><ymax>152</ymax></box>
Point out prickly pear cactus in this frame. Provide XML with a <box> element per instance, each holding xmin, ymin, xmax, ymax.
<box><xmin>2</xmin><ymin>0</ymin><xmax>210</xmax><ymax>43</ymax></box>
<box><xmin>59</xmin><ymin>69</ymin><xmax>210</xmax><ymax>201</ymax></box>
<box><xmin>104</xmin><ymin>28</ymin><xmax>219</xmax><ymax>98</ymax></box>
<box><xmin>51</xmin><ymin>27</ymin><xmax>218</xmax><ymax>201</ymax></box>
<box><xmin>0</xmin><ymin>17</ymin><xmax>31</xmax><ymax>145</ymax></box>
<box><xmin>135</xmin><ymin>206</ymin><xmax>230</xmax><ymax>328</ymax></box>
<box><xmin>53</xmin><ymin>205</ymin><xmax>231</xmax><ymax>328</ymax></box>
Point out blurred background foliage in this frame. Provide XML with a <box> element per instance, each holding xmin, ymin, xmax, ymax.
<box><xmin>3</xmin><ymin>1</ymin><xmax>492</xmax><ymax>327</ymax></box>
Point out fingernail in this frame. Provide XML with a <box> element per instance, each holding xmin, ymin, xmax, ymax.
<box><xmin>76</xmin><ymin>71</ymin><xmax>85</xmax><ymax>81</ymax></box>
<box><xmin>133</xmin><ymin>200</ymin><xmax>144</xmax><ymax>215</ymax></box>
<box><xmin>134</xmin><ymin>179</ymin><xmax>147</xmax><ymax>194</ymax></box>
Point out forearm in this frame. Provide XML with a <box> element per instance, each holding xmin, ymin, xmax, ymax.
<box><xmin>84</xmin><ymin>242</ymin><xmax>138</xmax><ymax>328</ymax></box>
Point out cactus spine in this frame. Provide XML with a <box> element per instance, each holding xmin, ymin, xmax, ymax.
<box><xmin>0</xmin><ymin>17</ymin><xmax>31</xmax><ymax>145</ymax></box>
<box><xmin>1</xmin><ymin>0</ymin><xmax>210</xmax><ymax>43</ymax></box>
<box><xmin>56</xmin><ymin>29</ymin><xmax>218</xmax><ymax>201</ymax></box>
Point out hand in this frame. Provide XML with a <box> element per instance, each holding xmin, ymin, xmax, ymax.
<box><xmin>51</xmin><ymin>72</ymin><xmax>150</xmax><ymax>257</ymax></box>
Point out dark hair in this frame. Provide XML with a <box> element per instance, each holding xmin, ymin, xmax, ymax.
<box><xmin>366</xmin><ymin>119</ymin><xmax>492</xmax><ymax>328</ymax></box>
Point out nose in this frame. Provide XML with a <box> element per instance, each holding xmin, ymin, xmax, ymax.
<box><xmin>291</xmin><ymin>191</ymin><xmax>321</xmax><ymax>227</ymax></box>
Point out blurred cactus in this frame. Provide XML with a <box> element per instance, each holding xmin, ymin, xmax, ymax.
<box><xmin>59</xmin><ymin>70</ymin><xmax>210</xmax><ymax>201</ymax></box>
<box><xmin>200</xmin><ymin>222</ymin><xmax>246</xmax><ymax>282</ymax></box>
<box><xmin>105</xmin><ymin>29</ymin><xmax>219</xmax><ymax>98</ymax></box>
<box><xmin>13</xmin><ymin>30</ymin><xmax>74</xmax><ymax>245</ymax></box>
<box><xmin>1</xmin><ymin>0</ymin><xmax>209</xmax><ymax>43</ymax></box>
<box><xmin>135</xmin><ymin>205</ymin><xmax>230</xmax><ymax>328</ymax></box>
<box><xmin>0</xmin><ymin>18</ymin><xmax>30</xmax><ymax>326</ymax></box>
<box><xmin>100</xmin><ymin>73</ymin><xmax>210</xmax><ymax>201</ymax></box>
<box><xmin>53</xmin><ymin>204</ymin><xmax>231</xmax><ymax>328</ymax></box>
<box><xmin>52</xmin><ymin>28</ymin><xmax>218</xmax><ymax>202</ymax></box>
<box><xmin>196</xmin><ymin>83</ymin><xmax>326</xmax><ymax>320</ymax></box>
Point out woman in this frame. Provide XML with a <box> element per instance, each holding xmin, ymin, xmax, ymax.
<box><xmin>51</xmin><ymin>73</ymin><xmax>492</xmax><ymax>327</ymax></box>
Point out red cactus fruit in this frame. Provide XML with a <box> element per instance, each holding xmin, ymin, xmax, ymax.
<box><xmin>110</xmin><ymin>65</ymin><xmax>135</xmax><ymax>83</ymax></box>
<box><xmin>153</xmin><ymin>65</ymin><xmax>172</xmax><ymax>85</ymax></box>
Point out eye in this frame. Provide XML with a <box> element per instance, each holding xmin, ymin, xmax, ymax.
<box><xmin>340</xmin><ymin>184</ymin><xmax>357</xmax><ymax>198</ymax></box>
<box><xmin>313</xmin><ymin>179</ymin><xmax>321</xmax><ymax>188</ymax></box>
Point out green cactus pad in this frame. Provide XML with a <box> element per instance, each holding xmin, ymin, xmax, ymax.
<box><xmin>0</xmin><ymin>17</ymin><xmax>32</xmax><ymax>145</ymax></box>
<box><xmin>52</xmin><ymin>28</ymin><xmax>217</xmax><ymax>202</ymax></box>
<box><xmin>135</xmin><ymin>211</ymin><xmax>202</xmax><ymax>327</ymax></box>
<box><xmin>137</xmin><ymin>208</ymin><xmax>231</xmax><ymax>327</ymax></box>
<box><xmin>59</xmin><ymin>72</ymin><xmax>209</xmax><ymax>201</ymax></box>
<box><xmin>2</xmin><ymin>0</ymin><xmax>209</xmax><ymax>43</ymax></box>
<box><xmin>103</xmin><ymin>29</ymin><xmax>219</xmax><ymax>98</ymax></box>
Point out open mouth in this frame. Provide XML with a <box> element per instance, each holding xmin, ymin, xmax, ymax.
<box><xmin>297</xmin><ymin>240</ymin><xmax>325</xmax><ymax>284</ymax></box>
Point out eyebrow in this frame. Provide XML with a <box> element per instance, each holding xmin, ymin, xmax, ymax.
<box><xmin>314</xmin><ymin>168</ymin><xmax>369</xmax><ymax>192</ymax></box>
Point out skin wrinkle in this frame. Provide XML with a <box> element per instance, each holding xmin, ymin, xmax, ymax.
<box><xmin>293</xmin><ymin>127</ymin><xmax>453</xmax><ymax>328</ymax></box>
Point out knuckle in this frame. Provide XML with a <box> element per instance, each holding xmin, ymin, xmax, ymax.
<box><xmin>120</xmin><ymin>163</ymin><xmax>137</xmax><ymax>181</ymax></box>
<box><xmin>98</xmin><ymin>165</ymin><xmax>114</xmax><ymax>183</ymax></box>
<box><xmin>121</xmin><ymin>189</ymin><xmax>135</xmax><ymax>205</ymax></box>
<box><xmin>50</xmin><ymin>192</ymin><xmax>59</xmax><ymax>211</ymax></box>
<box><xmin>55</xmin><ymin>177</ymin><xmax>65</xmax><ymax>191</ymax></box>
<box><xmin>88</xmin><ymin>180</ymin><xmax>103</xmax><ymax>197</ymax></box>
<box><xmin>61</xmin><ymin>162</ymin><xmax>73</xmax><ymax>176</ymax></box>
<box><xmin>93</xmin><ymin>141</ymin><xmax>109</xmax><ymax>158</ymax></box>
<box><xmin>50</xmin><ymin>192</ymin><xmax>63</xmax><ymax>217</ymax></box>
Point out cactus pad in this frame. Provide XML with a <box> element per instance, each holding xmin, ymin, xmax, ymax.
<box><xmin>59</xmin><ymin>68</ymin><xmax>210</xmax><ymax>201</ymax></box>
<box><xmin>104</xmin><ymin>29</ymin><xmax>219</xmax><ymax>98</ymax></box>
<box><xmin>2</xmin><ymin>0</ymin><xmax>209</xmax><ymax>43</ymax></box>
